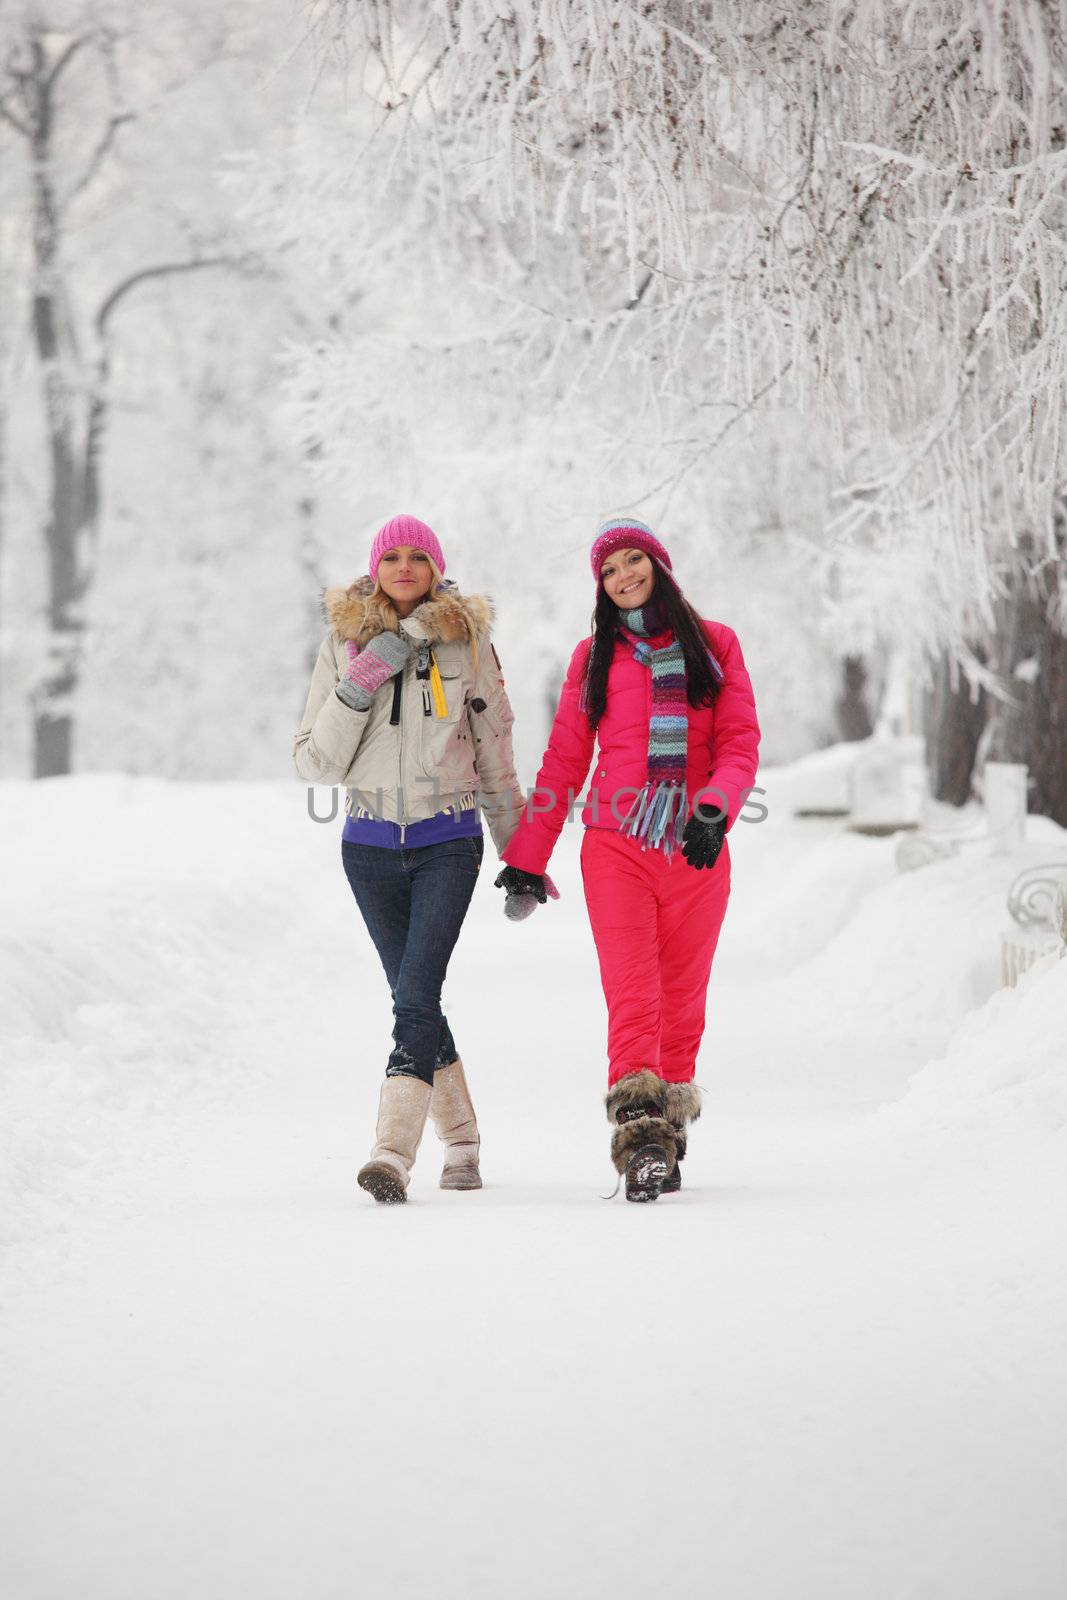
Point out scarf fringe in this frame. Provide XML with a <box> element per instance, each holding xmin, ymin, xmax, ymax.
<box><xmin>623</xmin><ymin>781</ymin><xmax>689</xmax><ymax>857</ymax></box>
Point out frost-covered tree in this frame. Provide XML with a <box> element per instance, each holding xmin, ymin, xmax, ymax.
<box><xmin>234</xmin><ymin>79</ymin><xmax>847</xmax><ymax>762</ymax></box>
<box><xmin>307</xmin><ymin>0</ymin><xmax>1067</xmax><ymax>818</ymax></box>
<box><xmin>0</xmin><ymin>2</ymin><xmax>256</xmax><ymax>776</ymax></box>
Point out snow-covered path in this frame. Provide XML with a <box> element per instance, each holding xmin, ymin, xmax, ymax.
<box><xmin>3</xmin><ymin>761</ymin><xmax>1066</xmax><ymax>1599</ymax></box>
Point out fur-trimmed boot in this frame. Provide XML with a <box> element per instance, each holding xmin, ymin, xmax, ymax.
<box><xmin>357</xmin><ymin>1075</ymin><xmax>432</xmax><ymax>1204</ymax></box>
<box><xmin>605</xmin><ymin>1069</ymin><xmax>679</xmax><ymax>1203</ymax></box>
<box><xmin>429</xmin><ymin>1058</ymin><xmax>482</xmax><ymax>1191</ymax></box>
<box><xmin>661</xmin><ymin>1081</ymin><xmax>702</xmax><ymax>1194</ymax></box>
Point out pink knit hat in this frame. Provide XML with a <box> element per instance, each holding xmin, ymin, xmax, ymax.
<box><xmin>590</xmin><ymin>517</ymin><xmax>672</xmax><ymax>580</ymax></box>
<box><xmin>369</xmin><ymin>514</ymin><xmax>446</xmax><ymax>581</ymax></box>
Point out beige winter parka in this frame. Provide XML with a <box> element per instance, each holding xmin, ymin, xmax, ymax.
<box><xmin>293</xmin><ymin>578</ymin><xmax>523</xmax><ymax>856</ymax></box>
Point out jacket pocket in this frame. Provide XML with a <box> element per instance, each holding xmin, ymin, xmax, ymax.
<box><xmin>427</xmin><ymin>645</ymin><xmax>464</xmax><ymax>725</ymax></box>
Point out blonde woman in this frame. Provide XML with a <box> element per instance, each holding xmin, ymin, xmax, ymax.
<box><xmin>294</xmin><ymin>515</ymin><xmax>524</xmax><ymax>1203</ymax></box>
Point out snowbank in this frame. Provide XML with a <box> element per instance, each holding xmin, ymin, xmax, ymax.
<box><xmin>883</xmin><ymin>951</ymin><xmax>1067</xmax><ymax>1137</ymax></box>
<box><xmin>717</xmin><ymin>752</ymin><xmax>1067</xmax><ymax>1108</ymax></box>
<box><xmin>0</xmin><ymin>774</ymin><xmax>363</xmax><ymax>1245</ymax></box>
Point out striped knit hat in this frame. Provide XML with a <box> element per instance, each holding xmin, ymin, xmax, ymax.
<box><xmin>590</xmin><ymin>517</ymin><xmax>672</xmax><ymax>580</ymax></box>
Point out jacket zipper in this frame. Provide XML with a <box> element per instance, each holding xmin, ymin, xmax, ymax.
<box><xmin>390</xmin><ymin>673</ymin><xmax>406</xmax><ymax>842</ymax></box>
<box><xmin>416</xmin><ymin>647</ymin><xmax>432</xmax><ymax>717</ymax></box>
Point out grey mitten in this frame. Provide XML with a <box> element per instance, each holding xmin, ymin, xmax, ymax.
<box><xmin>493</xmin><ymin>866</ymin><xmax>560</xmax><ymax>921</ymax></box>
<box><xmin>335</xmin><ymin>631</ymin><xmax>411</xmax><ymax>710</ymax></box>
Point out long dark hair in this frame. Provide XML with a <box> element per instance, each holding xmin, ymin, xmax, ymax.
<box><xmin>583</xmin><ymin>563</ymin><xmax>722</xmax><ymax>729</ymax></box>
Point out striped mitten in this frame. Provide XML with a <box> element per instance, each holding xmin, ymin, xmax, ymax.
<box><xmin>335</xmin><ymin>632</ymin><xmax>411</xmax><ymax>710</ymax></box>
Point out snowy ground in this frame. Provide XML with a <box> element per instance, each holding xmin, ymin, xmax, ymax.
<box><xmin>2</xmin><ymin>750</ymin><xmax>1066</xmax><ymax>1599</ymax></box>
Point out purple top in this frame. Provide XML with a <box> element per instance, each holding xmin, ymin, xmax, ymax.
<box><xmin>342</xmin><ymin>807</ymin><xmax>483</xmax><ymax>850</ymax></box>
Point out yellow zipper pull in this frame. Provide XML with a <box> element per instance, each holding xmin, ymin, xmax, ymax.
<box><xmin>429</xmin><ymin>651</ymin><xmax>448</xmax><ymax>719</ymax></box>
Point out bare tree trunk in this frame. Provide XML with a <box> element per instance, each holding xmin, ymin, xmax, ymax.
<box><xmin>27</xmin><ymin>34</ymin><xmax>88</xmax><ymax>778</ymax></box>
<box><xmin>834</xmin><ymin>653</ymin><xmax>873</xmax><ymax>742</ymax></box>
<box><xmin>1036</xmin><ymin>615</ymin><xmax>1067</xmax><ymax>825</ymax></box>
<box><xmin>0</xmin><ymin>382</ymin><xmax>6</xmax><ymax>756</ymax></box>
<box><xmin>924</xmin><ymin>651</ymin><xmax>987</xmax><ymax>806</ymax></box>
<box><xmin>985</xmin><ymin>530</ymin><xmax>1067</xmax><ymax>827</ymax></box>
<box><xmin>3</xmin><ymin>26</ymin><xmax>236</xmax><ymax>778</ymax></box>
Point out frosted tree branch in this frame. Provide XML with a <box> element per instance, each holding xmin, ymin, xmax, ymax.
<box><xmin>63</xmin><ymin>111</ymin><xmax>136</xmax><ymax>209</ymax></box>
<box><xmin>289</xmin><ymin>0</ymin><xmax>1067</xmax><ymax>654</ymax></box>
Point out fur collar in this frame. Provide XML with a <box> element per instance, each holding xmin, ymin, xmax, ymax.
<box><xmin>322</xmin><ymin>576</ymin><xmax>493</xmax><ymax>647</ymax></box>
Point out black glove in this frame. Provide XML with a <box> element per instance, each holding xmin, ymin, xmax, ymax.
<box><xmin>494</xmin><ymin>865</ymin><xmax>549</xmax><ymax>922</ymax></box>
<box><xmin>681</xmin><ymin>807</ymin><xmax>726</xmax><ymax>871</ymax></box>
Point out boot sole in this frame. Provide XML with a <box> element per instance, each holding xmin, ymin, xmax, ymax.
<box><xmin>357</xmin><ymin>1163</ymin><xmax>408</xmax><ymax>1204</ymax></box>
<box><xmin>440</xmin><ymin>1169</ymin><xmax>483</xmax><ymax>1190</ymax></box>
<box><xmin>625</xmin><ymin>1146</ymin><xmax>670</xmax><ymax>1203</ymax></box>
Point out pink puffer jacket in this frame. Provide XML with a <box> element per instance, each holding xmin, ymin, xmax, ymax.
<box><xmin>503</xmin><ymin>620</ymin><xmax>761</xmax><ymax>876</ymax></box>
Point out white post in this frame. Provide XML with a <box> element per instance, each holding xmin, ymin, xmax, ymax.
<box><xmin>848</xmin><ymin>733</ymin><xmax>927</xmax><ymax>832</ymax></box>
<box><xmin>984</xmin><ymin>762</ymin><xmax>1028</xmax><ymax>854</ymax></box>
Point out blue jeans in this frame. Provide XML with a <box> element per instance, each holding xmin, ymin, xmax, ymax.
<box><xmin>341</xmin><ymin>836</ymin><xmax>484</xmax><ymax>1085</ymax></box>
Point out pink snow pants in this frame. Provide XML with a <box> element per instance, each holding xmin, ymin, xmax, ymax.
<box><xmin>580</xmin><ymin>827</ymin><xmax>731</xmax><ymax>1087</ymax></box>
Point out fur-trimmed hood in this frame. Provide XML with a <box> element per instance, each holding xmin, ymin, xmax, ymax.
<box><xmin>322</xmin><ymin>576</ymin><xmax>493</xmax><ymax>648</ymax></box>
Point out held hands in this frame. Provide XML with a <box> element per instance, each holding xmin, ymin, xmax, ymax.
<box><xmin>494</xmin><ymin>865</ymin><xmax>560</xmax><ymax>921</ymax></box>
<box><xmin>681</xmin><ymin>806</ymin><xmax>727</xmax><ymax>871</ymax></box>
<box><xmin>335</xmin><ymin>632</ymin><xmax>411</xmax><ymax>711</ymax></box>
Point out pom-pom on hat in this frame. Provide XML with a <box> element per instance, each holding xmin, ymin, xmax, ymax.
<box><xmin>369</xmin><ymin>514</ymin><xmax>446</xmax><ymax>581</ymax></box>
<box><xmin>590</xmin><ymin>517</ymin><xmax>672</xmax><ymax>580</ymax></box>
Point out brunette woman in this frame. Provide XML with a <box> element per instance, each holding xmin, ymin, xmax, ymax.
<box><xmin>495</xmin><ymin>518</ymin><xmax>760</xmax><ymax>1201</ymax></box>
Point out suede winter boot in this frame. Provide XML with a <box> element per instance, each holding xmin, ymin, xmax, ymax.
<box><xmin>605</xmin><ymin>1069</ymin><xmax>679</xmax><ymax>1203</ymax></box>
<box><xmin>661</xmin><ymin>1081</ymin><xmax>702</xmax><ymax>1194</ymax></box>
<box><xmin>357</xmin><ymin>1075</ymin><xmax>432</xmax><ymax>1204</ymax></box>
<box><xmin>429</xmin><ymin>1058</ymin><xmax>482</xmax><ymax>1191</ymax></box>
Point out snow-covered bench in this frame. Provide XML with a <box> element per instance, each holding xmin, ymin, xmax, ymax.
<box><xmin>1001</xmin><ymin>865</ymin><xmax>1067</xmax><ymax>989</ymax></box>
<box><xmin>895</xmin><ymin>827</ymin><xmax>981</xmax><ymax>871</ymax></box>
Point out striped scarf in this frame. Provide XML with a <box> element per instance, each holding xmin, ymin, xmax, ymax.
<box><xmin>617</xmin><ymin>605</ymin><xmax>693</xmax><ymax>856</ymax></box>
